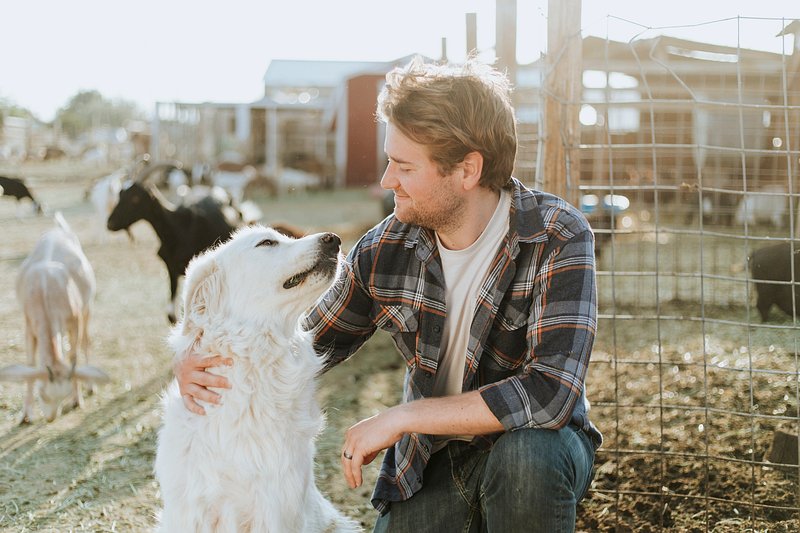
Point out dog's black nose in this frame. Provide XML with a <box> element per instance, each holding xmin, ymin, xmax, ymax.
<box><xmin>320</xmin><ymin>232</ymin><xmax>341</xmax><ymax>249</ymax></box>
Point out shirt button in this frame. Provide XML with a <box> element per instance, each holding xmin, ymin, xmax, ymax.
<box><xmin>433</xmin><ymin>325</ymin><xmax>441</xmax><ymax>333</ymax></box>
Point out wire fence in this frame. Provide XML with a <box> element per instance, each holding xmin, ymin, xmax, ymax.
<box><xmin>537</xmin><ymin>15</ymin><xmax>800</xmax><ymax>531</ymax></box>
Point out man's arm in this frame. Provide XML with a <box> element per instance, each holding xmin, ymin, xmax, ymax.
<box><xmin>479</xmin><ymin>227</ymin><xmax>597</xmax><ymax>432</ymax></box>
<box><xmin>305</xmin><ymin>257</ymin><xmax>377</xmax><ymax>371</ymax></box>
<box><xmin>340</xmin><ymin>391</ymin><xmax>502</xmax><ymax>488</ymax></box>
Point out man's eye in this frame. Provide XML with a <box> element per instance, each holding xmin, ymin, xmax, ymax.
<box><xmin>256</xmin><ymin>239</ymin><xmax>277</xmax><ymax>247</ymax></box>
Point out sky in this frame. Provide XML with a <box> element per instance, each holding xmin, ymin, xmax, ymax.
<box><xmin>0</xmin><ymin>0</ymin><xmax>798</xmax><ymax>122</ymax></box>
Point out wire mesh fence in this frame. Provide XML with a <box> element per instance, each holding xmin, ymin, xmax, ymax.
<box><xmin>537</xmin><ymin>15</ymin><xmax>800</xmax><ymax>531</ymax></box>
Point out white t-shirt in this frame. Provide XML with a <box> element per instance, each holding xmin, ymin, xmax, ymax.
<box><xmin>432</xmin><ymin>189</ymin><xmax>511</xmax><ymax>449</ymax></box>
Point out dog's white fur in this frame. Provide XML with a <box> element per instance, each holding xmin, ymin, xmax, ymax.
<box><xmin>154</xmin><ymin>225</ymin><xmax>360</xmax><ymax>533</ymax></box>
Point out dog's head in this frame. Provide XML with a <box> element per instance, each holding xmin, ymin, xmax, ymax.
<box><xmin>178</xmin><ymin>225</ymin><xmax>342</xmax><ymax>337</ymax></box>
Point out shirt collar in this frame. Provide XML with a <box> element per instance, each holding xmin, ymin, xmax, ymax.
<box><xmin>508</xmin><ymin>177</ymin><xmax>548</xmax><ymax>243</ymax></box>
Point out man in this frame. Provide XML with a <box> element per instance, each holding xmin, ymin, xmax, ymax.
<box><xmin>176</xmin><ymin>57</ymin><xmax>601</xmax><ymax>532</ymax></box>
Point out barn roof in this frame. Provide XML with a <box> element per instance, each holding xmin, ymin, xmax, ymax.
<box><xmin>262</xmin><ymin>59</ymin><xmax>386</xmax><ymax>88</ymax></box>
<box><xmin>262</xmin><ymin>54</ymin><xmax>436</xmax><ymax>89</ymax></box>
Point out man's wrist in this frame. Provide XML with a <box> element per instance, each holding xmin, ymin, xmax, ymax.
<box><xmin>389</xmin><ymin>402</ymin><xmax>416</xmax><ymax>435</ymax></box>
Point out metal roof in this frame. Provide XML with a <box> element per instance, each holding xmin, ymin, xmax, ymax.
<box><xmin>262</xmin><ymin>59</ymin><xmax>386</xmax><ymax>88</ymax></box>
<box><xmin>262</xmin><ymin>55</ymin><xmax>434</xmax><ymax>88</ymax></box>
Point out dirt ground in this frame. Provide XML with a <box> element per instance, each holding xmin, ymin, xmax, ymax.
<box><xmin>0</xmin><ymin>162</ymin><xmax>799</xmax><ymax>532</ymax></box>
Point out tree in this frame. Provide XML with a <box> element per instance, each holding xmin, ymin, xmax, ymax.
<box><xmin>0</xmin><ymin>97</ymin><xmax>35</xmax><ymax>131</ymax></box>
<box><xmin>55</xmin><ymin>90</ymin><xmax>144</xmax><ymax>139</ymax></box>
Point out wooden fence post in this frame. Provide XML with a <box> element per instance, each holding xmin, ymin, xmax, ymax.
<box><xmin>542</xmin><ymin>0</ymin><xmax>582</xmax><ymax>206</ymax></box>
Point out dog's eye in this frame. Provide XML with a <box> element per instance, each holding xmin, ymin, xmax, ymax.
<box><xmin>256</xmin><ymin>238</ymin><xmax>277</xmax><ymax>248</ymax></box>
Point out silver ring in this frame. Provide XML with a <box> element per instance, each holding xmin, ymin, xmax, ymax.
<box><xmin>343</xmin><ymin>451</ymin><xmax>353</xmax><ymax>460</ymax></box>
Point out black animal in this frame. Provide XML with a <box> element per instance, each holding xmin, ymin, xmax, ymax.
<box><xmin>107</xmin><ymin>162</ymin><xmax>242</xmax><ymax>323</ymax></box>
<box><xmin>0</xmin><ymin>176</ymin><xmax>43</xmax><ymax>214</ymax></box>
<box><xmin>749</xmin><ymin>242</ymin><xmax>800</xmax><ymax>322</ymax></box>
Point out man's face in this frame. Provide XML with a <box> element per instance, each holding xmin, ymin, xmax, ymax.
<box><xmin>380</xmin><ymin>124</ymin><xmax>465</xmax><ymax>232</ymax></box>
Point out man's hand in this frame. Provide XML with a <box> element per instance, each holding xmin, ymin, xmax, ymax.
<box><xmin>340</xmin><ymin>407</ymin><xmax>407</xmax><ymax>489</ymax></box>
<box><xmin>173</xmin><ymin>352</ymin><xmax>233</xmax><ymax>415</ymax></box>
<box><xmin>339</xmin><ymin>392</ymin><xmax>504</xmax><ymax>489</ymax></box>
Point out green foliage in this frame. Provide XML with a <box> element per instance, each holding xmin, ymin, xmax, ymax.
<box><xmin>55</xmin><ymin>90</ymin><xmax>144</xmax><ymax>139</ymax></box>
<box><xmin>0</xmin><ymin>97</ymin><xmax>35</xmax><ymax>130</ymax></box>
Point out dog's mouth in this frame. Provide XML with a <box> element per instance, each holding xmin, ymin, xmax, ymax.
<box><xmin>283</xmin><ymin>253</ymin><xmax>338</xmax><ymax>289</ymax></box>
<box><xmin>283</xmin><ymin>266</ymin><xmax>314</xmax><ymax>289</ymax></box>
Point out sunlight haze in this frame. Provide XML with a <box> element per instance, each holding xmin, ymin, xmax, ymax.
<box><xmin>0</xmin><ymin>0</ymin><xmax>797</xmax><ymax>122</ymax></box>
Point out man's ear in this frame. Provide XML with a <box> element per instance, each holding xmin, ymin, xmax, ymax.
<box><xmin>181</xmin><ymin>252</ymin><xmax>223</xmax><ymax>334</ymax></box>
<box><xmin>461</xmin><ymin>151</ymin><xmax>484</xmax><ymax>191</ymax></box>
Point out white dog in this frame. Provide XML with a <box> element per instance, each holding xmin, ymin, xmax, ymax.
<box><xmin>154</xmin><ymin>225</ymin><xmax>360</xmax><ymax>533</ymax></box>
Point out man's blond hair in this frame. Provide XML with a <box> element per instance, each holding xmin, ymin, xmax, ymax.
<box><xmin>377</xmin><ymin>57</ymin><xmax>517</xmax><ymax>191</ymax></box>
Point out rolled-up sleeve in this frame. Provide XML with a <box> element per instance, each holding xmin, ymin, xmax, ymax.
<box><xmin>479</xmin><ymin>228</ymin><xmax>597</xmax><ymax>431</ymax></box>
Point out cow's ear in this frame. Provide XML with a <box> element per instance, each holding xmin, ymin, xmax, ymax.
<box><xmin>181</xmin><ymin>252</ymin><xmax>223</xmax><ymax>335</ymax></box>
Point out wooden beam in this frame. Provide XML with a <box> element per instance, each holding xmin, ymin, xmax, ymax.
<box><xmin>542</xmin><ymin>0</ymin><xmax>582</xmax><ymax>206</ymax></box>
<box><xmin>495</xmin><ymin>0</ymin><xmax>517</xmax><ymax>87</ymax></box>
<box><xmin>466</xmin><ymin>13</ymin><xmax>477</xmax><ymax>57</ymax></box>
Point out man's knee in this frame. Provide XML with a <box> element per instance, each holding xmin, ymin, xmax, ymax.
<box><xmin>485</xmin><ymin>428</ymin><xmax>573</xmax><ymax>489</ymax></box>
<box><xmin>485</xmin><ymin>426</ymin><xmax>593</xmax><ymax>496</ymax></box>
<box><xmin>481</xmin><ymin>427</ymin><xmax>592</xmax><ymax>532</ymax></box>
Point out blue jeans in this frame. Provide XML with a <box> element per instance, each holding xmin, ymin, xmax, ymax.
<box><xmin>373</xmin><ymin>424</ymin><xmax>595</xmax><ymax>533</ymax></box>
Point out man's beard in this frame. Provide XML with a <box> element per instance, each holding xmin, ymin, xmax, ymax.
<box><xmin>395</xmin><ymin>191</ymin><xmax>466</xmax><ymax>235</ymax></box>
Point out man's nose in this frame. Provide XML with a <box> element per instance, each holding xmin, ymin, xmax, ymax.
<box><xmin>380</xmin><ymin>165</ymin><xmax>397</xmax><ymax>190</ymax></box>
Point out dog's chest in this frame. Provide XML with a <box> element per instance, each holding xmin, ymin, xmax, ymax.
<box><xmin>201</xmin><ymin>368</ymin><xmax>321</xmax><ymax>434</ymax></box>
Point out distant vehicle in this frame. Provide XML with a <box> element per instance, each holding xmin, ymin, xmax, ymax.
<box><xmin>581</xmin><ymin>193</ymin><xmax>630</xmax><ymax>260</ymax></box>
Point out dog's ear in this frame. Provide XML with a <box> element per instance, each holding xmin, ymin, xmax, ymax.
<box><xmin>181</xmin><ymin>252</ymin><xmax>223</xmax><ymax>334</ymax></box>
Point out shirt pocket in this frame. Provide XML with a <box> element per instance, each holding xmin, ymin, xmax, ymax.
<box><xmin>485</xmin><ymin>296</ymin><xmax>531</xmax><ymax>372</ymax></box>
<box><xmin>374</xmin><ymin>305</ymin><xmax>420</xmax><ymax>367</ymax></box>
<box><xmin>494</xmin><ymin>294</ymin><xmax>531</xmax><ymax>331</ymax></box>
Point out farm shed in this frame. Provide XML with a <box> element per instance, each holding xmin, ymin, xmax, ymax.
<box><xmin>149</xmin><ymin>57</ymin><xmax>423</xmax><ymax>189</ymax></box>
<box><xmin>260</xmin><ymin>58</ymin><xmax>387</xmax><ymax>186</ymax></box>
<box><xmin>509</xmin><ymin>28</ymin><xmax>800</xmax><ymax>202</ymax></box>
<box><xmin>149</xmin><ymin>97</ymin><xmax>332</xmax><ymax>186</ymax></box>
<box><xmin>149</xmin><ymin>55</ymin><xmax>445</xmax><ymax>189</ymax></box>
<box><xmin>257</xmin><ymin>56</ymin><xmax>435</xmax><ymax>188</ymax></box>
<box><xmin>576</xmin><ymin>32</ymin><xmax>800</xmax><ymax>203</ymax></box>
<box><xmin>150</xmin><ymin>101</ymin><xmax>255</xmax><ymax>166</ymax></box>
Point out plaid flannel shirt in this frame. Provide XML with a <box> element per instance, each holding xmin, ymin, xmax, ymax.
<box><xmin>306</xmin><ymin>178</ymin><xmax>602</xmax><ymax>513</ymax></box>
